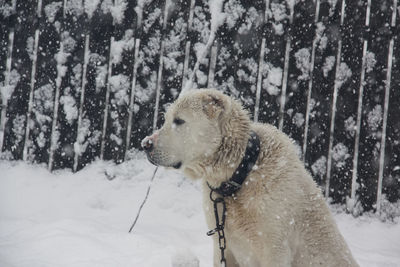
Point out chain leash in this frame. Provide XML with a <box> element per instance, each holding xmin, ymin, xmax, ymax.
<box><xmin>207</xmin><ymin>187</ymin><xmax>227</xmax><ymax>266</ymax></box>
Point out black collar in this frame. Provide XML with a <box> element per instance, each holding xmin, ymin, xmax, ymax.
<box><xmin>208</xmin><ymin>130</ymin><xmax>261</xmax><ymax>197</ymax></box>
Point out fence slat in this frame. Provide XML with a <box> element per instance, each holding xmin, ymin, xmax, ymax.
<box><xmin>182</xmin><ymin>0</ymin><xmax>212</xmax><ymax>91</ymax></box>
<box><xmin>381</xmin><ymin>0</ymin><xmax>400</xmax><ymax>209</ymax></box>
<box><xmin>49</xmin><ymin>1</ymin><xmax>89</xmax><ymax>170</ymax></box>
<box><xmin>355</xmin><ymin>0</ymin><xmax>393</xmax><ymax>210</ymax></box>
<box><xmin>0</xmin><ymin>1</ymin><xmax>12</xmax><ymax>102</ymax></box>
<box><xmin>328</xmin><ymin>0</ymin><xmax>368</xmax><ymax>209</ymax></box>
<box><xmin>73</xmin><ymin>32</ymin><xmax>90</xmax><ymax>172</ymax></box>
<box><xmin>305</xmin><ymin>1</ymin><xmax>341</xmax><ymax>189</ymax></box>
<box><xmin>48</xmin><ymin>0</ymin><xmax>68</xmax><ymax>171</ymax></box>
<box><xmin>257</xmin><ymin>0</ymin><xmax>289</xmax><ymax>127</ymax></box>
<box><xmin>102</xmin><ymin>0</ymin><xmax>137</xmax><ymax>163</ymax></box>
<box><xmin>155</xmin><ymin>0</ymin><xmax>191</xmax><ymax>129</ymax></box>
<box><xmin>280</xmin><ymin>0</ymin><xmax>316</xmax><ymax>155</ymax></box>
<box><xmin>22</xmin><ymin>0</ymin><xmax>41</xmax><ymax>161</ymax></box>
<box><xmin>0</xmin><ymin>0</ymin><xmax>16</xmax><ymax>155</ymax></box>
<box><xmin>212</xmin><ymin>0</ymin><xmax>264</xmax><ymax>116</ymax></box>
<box><xmin>377</xmin><ymin>0</ymin><xmax>397</xmax><ymax>212</ymax></box>
<box><xmin>125</xmin><ymin>37</ymin><xmax>140</xmax><ymax>160</ymax></box>
<box><xmin>25</xmin><ymin>0</ymin><xmax>62</xmax><ymax>164</ymax></box>
<box><xmin>128</xmin><ymin>0</ymin><xmax>164</xmax><ymax>149</ymax></box>
<box><xmin>349</xmin><ymin>0</ymin><xmax>372</xmax><ymax>212</ymax></box>
<box><xmin>76</xmin><ymin>5</ymin><xmax>113</xmax><ymax>168</ymax></box>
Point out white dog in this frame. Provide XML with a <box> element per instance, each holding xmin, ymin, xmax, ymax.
<box><xmin>142</xmin><ymin>89</ymin><xmax>359</xmax><ymax>267</ymax></box>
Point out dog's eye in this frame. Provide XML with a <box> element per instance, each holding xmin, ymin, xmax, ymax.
<box><xmin>173</xmin><ymin>118</ymin><xmax>185</xmax><ymax>126</ymax></box>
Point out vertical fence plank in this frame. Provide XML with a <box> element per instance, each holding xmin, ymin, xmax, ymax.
<box><xmin>381</xmin><ymin>0</ymin><xmax>400</xmax><ymax>210</ymax></box>
<box><xmin>25</xmin><ymin>0</ymin><xmax>62</xmax><ymax>164</ymax></box>
<box><xmin>212</xmin><ymin>0</ymin><xmax>264</xmax><ymax>115</ymax></box>
<box><xmin>182</xmin><ymin>0</ymin><xmax>211</xmax><ymax>91</ymax></box>
<box><xmin>48</xmin><ymin>0</ymin><xmax>67</xmax><ymax>171</ymax></box>
<box><xmin>0</xmin><ymin>1</ymin><xmax>13</xmax><ymax>101</ymax></box>
<box><xmin>128</xmin><ymin>0</ymin><xmax>164</xmax><ymax>149</ymax></box>
<box><xmin>257</xmin><ymin>0</ymin><xmax>289</xmax><ymax>127</ymax></box>
<box><xmin>124</xmin><ymin>37</ymin><xmax>140</xmax><ymax>159</ymax></box>
<box><xmin>73</xmin><ymin>32</ymin><xmax>90</xmax><ymax>172</ymax></box>
<box><xmin>0</xmin><ymin>0</ymin><xmax>16</xmax><ymax>155</ymax></box>
<box><xmin>77</xmin><ymin>4</ymin><xmax>113</xmax><ymax>169</ymax></box>
<box><xmin>305</xmin><ymin>1</ymin><xmax>341</xmax><ymax>188</ymax></box>
<box><xmin>50</xmin><ymin>1</ymin><xmax>88</xmax><ymax>170</ymax></box>
<box><xmin>5</xmin><ymin>0</ymin><xmax>37</xmax><ymax>160</ymax></box>
<box><xmin>22</xmin><ymin>0</ymin><xmax>41</xmax><ymax>161</ymax></box>
<box><xmin>328</xmin><ymin>0</ymin><xmax>367</xmax><ymax>208</ymax></box>
<box><xmin>280</xmin><ymin>0</ymin><xmax>316</xmax><ymax>156</ymax></box>
<box><xmin>102</xmin><ymin>0</ymin><xmax>136</xmax><ymax>163</ymax></box>
<box><xmin>152</xmin><ymin>0</ymin><xmax>169</xmax><ymax>130</ymax></box>
<box><xmin>356</xmin><ymin>0</ymin><xmax>393</xmax><ymax>210</ymax></box>
<box><xmin>349</xmin><ymin>0</ymin><xmax>372</xmax><ymax>212</ymax></box>
<box><xmin>155</xmin><ymin>0</ymin><xmax>190</xmax><ymax>128</ymax></box>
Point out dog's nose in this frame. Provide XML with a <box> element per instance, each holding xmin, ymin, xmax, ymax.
<box><xmin>141</xmin><ymin>131</ymin><xmax>159</xmax><ymax>151</ymax></box>
<box><xmin>142</xmin><ymin>138</ymin><xmax>153</xmax><ymax>151</ymax></box>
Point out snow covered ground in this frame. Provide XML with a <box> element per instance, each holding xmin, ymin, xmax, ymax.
<box><xmin>1</xmin><ymin>154</ymin><xmax>399</xmax><ymax>267</ymax></box>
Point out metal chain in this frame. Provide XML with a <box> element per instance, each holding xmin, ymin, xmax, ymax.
<box><xmin>207</xmin><ymin>188</ymin><xmax>227</xmax><ymax>266</ymax></box>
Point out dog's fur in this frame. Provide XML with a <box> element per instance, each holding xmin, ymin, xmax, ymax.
<box><xmin>143</xmin><ymin>89</ymin><xmax>359</xmax><ymax>267</ymax></box>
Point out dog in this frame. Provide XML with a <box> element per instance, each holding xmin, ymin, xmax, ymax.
<box><xmin>142</xmin><ymin>89</ymin><xmax>359</xmax><ymax>267</ymax></box>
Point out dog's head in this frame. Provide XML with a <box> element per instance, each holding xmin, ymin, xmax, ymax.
<box><xmin>141</xmin><ymin>89</ymin><xmax>232</xmax><ymax>173</ymax></box>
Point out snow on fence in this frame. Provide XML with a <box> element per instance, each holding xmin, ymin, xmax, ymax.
<box><xmin>0</xmin><ymin>0</ymin><xmax>399</xmax><ymax>213</ymax></box>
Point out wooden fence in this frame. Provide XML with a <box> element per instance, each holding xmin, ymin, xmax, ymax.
<box><xmin>0</xmin><ymin>0</ymin><xmax>399</xmax><ymax>213</ymax></box>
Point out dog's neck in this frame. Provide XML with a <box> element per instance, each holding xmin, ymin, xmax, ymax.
<box><xmin>184</xmin><ymin>105</ymin><xmax>251</xmax><ymax>187</ymax></box>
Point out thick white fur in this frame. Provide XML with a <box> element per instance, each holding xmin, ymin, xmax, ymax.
<box><xmin>146</xmin><ymin>89</ymin><xmax>359</xmax><ymax>267</ymax></box>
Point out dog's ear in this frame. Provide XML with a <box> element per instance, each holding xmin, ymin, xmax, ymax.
<box><xmin>202</xmin><ymin>93</ymin><xmax>225</xmax><ymax>119</ymax></box>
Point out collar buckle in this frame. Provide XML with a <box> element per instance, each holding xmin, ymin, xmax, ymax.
<box><xmin>218</xmin><ymin>180</ymin><xmax>242</xmax><ymax>197</ymax></box>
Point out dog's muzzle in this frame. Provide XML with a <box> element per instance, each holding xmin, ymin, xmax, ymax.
<box><xmin>141</xmin><ymin>134</ymin><xmax>182</xmax><ymax>169</ymax></box>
